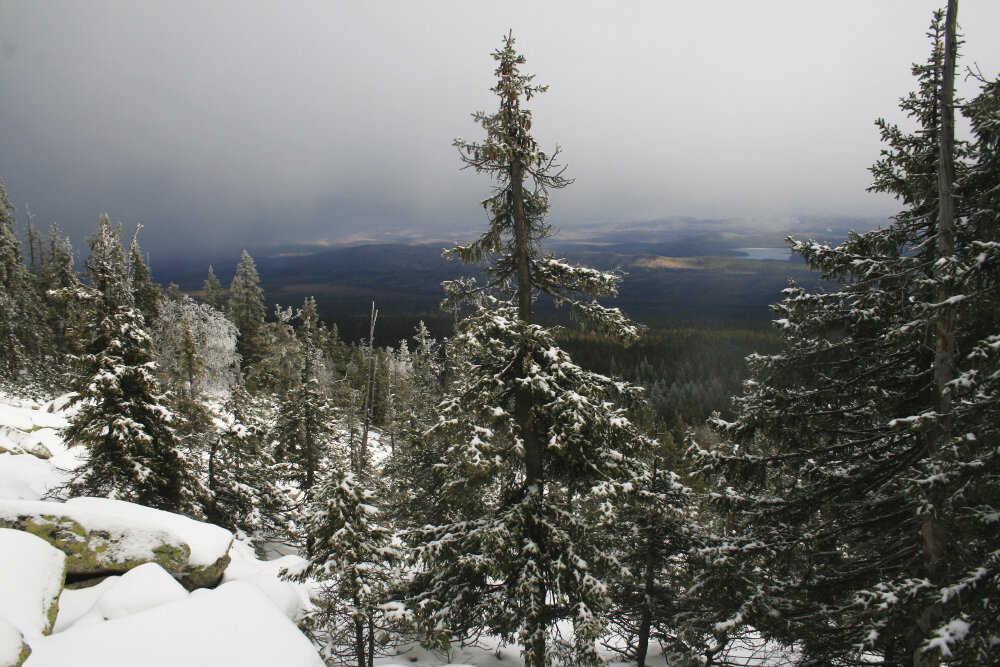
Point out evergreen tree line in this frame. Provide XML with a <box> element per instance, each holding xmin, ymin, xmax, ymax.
<box><xmin>0</xmin><ymin>5</ymin><xmax>997</xmax><ymax>665</ymax></box>
<box><xmin>558</xmin><ymin>327</ymin><xmax>783</xmax><ymax>428</ymax></box>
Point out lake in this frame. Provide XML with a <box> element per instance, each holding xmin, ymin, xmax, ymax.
<box><xmin>734</xmin><ymin>247</ymin><xmax>792</xmax><ymax>261</ymax></box>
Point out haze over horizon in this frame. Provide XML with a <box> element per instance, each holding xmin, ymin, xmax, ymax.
<box><xmin>2</xmin><ymin>0</ymin><xmax>999</xmax><ymax>257</ymax></box>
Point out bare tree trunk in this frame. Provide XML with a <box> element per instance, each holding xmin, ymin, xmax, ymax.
<box><xmin>511</xmin><ymin>160</ymin><xmax>546</xmax><ymax>667</ymax></box>
<box><xmin>636</xmin><ymin>461</ymin><xmax>657</xmax><ymax>667</ymax></box>
<box><xmin>359</xmin><ymin>302</ymin><xmax>377</xmax><ymax>479</ymax></box>
<box><xmin>354</xmin><ymin>593</ymin><xmax>366</xmax><ymax>667</ymax></box>
<box><xmin>914</xmin><ymin>3</ymin><xmax>958</xmax><ymax>665</ymax></box>
<box><xmin>367</xmin><ymin>616</ymin><xmax>375</xmax><ymax>667</ymax></box>
<box><xmin>935</xmin><ymin>0</ymin><xmax>958</xmax><ymax>429</ymax></box>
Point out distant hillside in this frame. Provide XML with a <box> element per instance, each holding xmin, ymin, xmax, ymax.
<box><xmin>151</xmin><ymin>219</ymin><xmax>855</xmax><ymax>341</ymax></box>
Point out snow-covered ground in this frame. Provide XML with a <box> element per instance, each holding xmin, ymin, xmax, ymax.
<box><xmin>0</xmin><ymin>391</ymin><xmax>730</xmax><ymax>666</ymax></box>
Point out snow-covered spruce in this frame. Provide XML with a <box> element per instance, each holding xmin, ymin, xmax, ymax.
<box><xmin>61</xmin><ymin>216</ymin><xmax>200</xmax><ymax>514</ymax></box>
<box><xmin>409</xmin><ymin>32</ymin><xmax>655</xmax><ymax>667</ymax></box>
<box><xmin>291</xmin><ymin>470</ymin><xmax>401</xmax><ymax>666</ymax></box>
<box><xmin>691</xmin><ymin>12</ymin><xmax>1000</xmax><ymax>664</ymax></box>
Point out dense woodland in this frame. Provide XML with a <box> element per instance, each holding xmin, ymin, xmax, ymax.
<box><xmin>1</xmin><ymin>4</ymin><xmax>999</xmax><ymax>666</ymax></box>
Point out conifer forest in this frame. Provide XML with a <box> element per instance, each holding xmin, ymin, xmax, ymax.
<box><xmin>1</xmin><ymin>2</ymin><xmax>1000</xmax><ymax>666</ymax></box>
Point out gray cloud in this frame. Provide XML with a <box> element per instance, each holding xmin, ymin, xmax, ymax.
<box><xmin>1</xmin><ymin>0</ymin><xmax>999</xmax><ymax>255</ymax></box>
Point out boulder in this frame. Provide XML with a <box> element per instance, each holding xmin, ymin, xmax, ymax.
<box><xmin>0</xmin><ymin>498</ymin><xmax>233</xmax><ymax>589</ymax></box>
<box><xmin>0</xmin><ymin>499</ymin><xmax>189</xmax><ymax>580</ymax></box>
<box><xmin>0</xmin><ymin>616</ymin><xmax>31</xmax><ymax>667</ymax></box>
<box><xmin>65</xmin><ymin>498</ymin><xmax>233</xmax><ymax>589</ymax></box>
<box><xmin>0</xmin><ymin>529</ymin><xmax>67</xmax><ymax>640</ymax></box>
<box><xmin>52</xmin><ymin>577</ymin><xmax>119</xmax><ymax>633</ymax></box>
<box><xmin>0</xmin><ymin>455</ymin><xmax>60</xmax><ymax>501</ymax></box>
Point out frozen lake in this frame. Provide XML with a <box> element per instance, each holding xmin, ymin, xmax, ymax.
<box><xmin>734</xmin><ymin>247</ymin><xmax>792</xmax><ymax>261</ymax></box>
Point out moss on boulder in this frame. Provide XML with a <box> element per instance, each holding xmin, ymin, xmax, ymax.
<box><xmin>0</xmin><ymin>499</ymin><xmax>233</xmax><ymax>591</ymax></box>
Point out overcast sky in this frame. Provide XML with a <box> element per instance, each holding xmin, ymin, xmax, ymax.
<box><xmin>1</xmin><ymin>1</ymin><xmax>999</xmax><ymax>256</ymax></box>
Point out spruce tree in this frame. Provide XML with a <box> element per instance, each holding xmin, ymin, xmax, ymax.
<box><xmin>409</xmin><ymin>33</ymin><xmax>648</xmax><ymax>666</ymax></box>
<box><xmin>63</xmin><ymin>215</ymin><xmax>198</xmax><ymax>514</ymax></box>
<box><xmin>229</xmin><ymin>250</ymin><xmax>267</xmax><ymax>373</ymax></box>
<box><xmin>918</xmin><ymin>54</ymin><xmax>1000</xmax><ymax>665</ymax></box>
<box><xmin>129</xmin><ymin>228</ymin><xmax>161</xmax><ymax>326</ymax></box>
<box><xmin>692</xmin><ymin>7</ymin><xmax>1000</xmax><ymax>664</ymax></box>
<box><xmin>382</xmin><ymin>323</ymin><xmax>452</xmax><ymax>530</ymax></box>
<box><xmin>295</xmin><ymin>470</ymin><xmax>400</xmax><ymax>667</ymax></box>
<box><xmin>604</xmin><ymin>438</ymin><xmax>694</xmax><ymax>667</ymax></box>
<box><xmin>202</xmin><ymin>265</ymin><xmax>224</xmax><ymax>311</ymax></box>
<box><xmin>272</xmin><ymin>311</ymin><xmax>337</xmax><ymax>496</ymax></box>
<box><xmin>0</xmin><ymin>178</ymin><xmax>41</xmax><ymax>384</ymax></box>
<box><xmin>207</xmin><ymin>380</ymin><xmax>289</xmax><ymax>543</ymax></box>
<box><xmin>39</xmin><ymin>224</ymin><xmax>88</xmax><ymax>371</ymax></box>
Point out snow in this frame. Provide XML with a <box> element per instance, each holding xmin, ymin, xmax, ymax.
<box><xmin>0</xmin><ymin>616</ymin><xmax>28</xmax><ymax>667</ymax></box>
<box><xmin>0</xmin><ymin>401</ymin><xmax>43</xmax><ymax>432</ymax></box>
<box><xmin>0</xmin><ymin>454</ymin><xmax>63</xmax><ymax>500</ymax></box>
<box><xmin>23</xmin><ymin>581</ymin><xmax>325</xmax><ymax>667</ymax></box>
<box><xmin>0</xmin><ymin>498</ymin><xmax>189</xmax><ymax>566</ymax></box>
<box><xmin>926</xmin><ymin>618</ymin><xmax>971</xmax><ymax>658</ymax></box>
<box><xmin>376</xmin><ymin>637</ymin><xmax>674</xmax><ymax>667</ymax></box>
<box><xmin>222</xmin><ymin>539</ymin><xmax>312</xmax><ymax>621</ymax></box>
<box><xmin>65</xmin><ymin>497</ymin><xmax>233</xmax><ymax>568</ymax></box>
<box><xmin>0</xmin><ymin>529</ymin><xmax>66</xmax><ymax>641</ymax></box>
<box><xmin>51</xmin><ymin>576</ymin><xmax>120</xmax><ymax>633</ymax></box>
<box><xmin>69</xmin><ymin>563</ymin><xmax>188</xmax><ymax>628</ymax></box>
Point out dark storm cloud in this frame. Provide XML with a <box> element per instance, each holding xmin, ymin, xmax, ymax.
<box><xmin>1</xmin><ymin>0</ymin><xmax>999</xmax><ymax>255</ymax></box>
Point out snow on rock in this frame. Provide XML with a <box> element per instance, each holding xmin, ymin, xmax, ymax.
<box><xmin>23</xmin><ymin>581</ymin><xmax>325</xmax><ymax>667</ymax></box>
<box><xmin>0</xmin><ymin>529</ymin><xmax>67</xmax><ymax>641</ymax></box>
<box><xmin>0</xmin><ymin>616</ymin><xmax>31</xmax><ymax>667</ymax></box>
<box><xmin>222</xmin><ymin>539</ymin><xmax>311</xmax><ymax>621</ymax></box>
<box><xmin>0</xmin><ymin>498</ymin><xmax>190</xmax><ymax>580</ymax></box>
<box><xmin>0</xmin><ymin>498</ymin><xmax>233</xmax><ymax>588</ymax></box>
<box><xmin>68</xmin><ymin>563</ymin><xmax>188</xmax><ymax>630</ymax></box>
<box><xmin>0</xmin><ymin>395</ymin><xmax>69</xmax><ymax>460</ymax></box>
<box><xmin>64</xmin><ymin>498</ymin><xmax>234</xmax><ymax>587</ymax></box>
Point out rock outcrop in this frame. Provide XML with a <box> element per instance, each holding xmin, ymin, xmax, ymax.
<box><xmin>0</xmin><ymin>499</ymin><xmax>232</xmax><ymax>590</ymax></box>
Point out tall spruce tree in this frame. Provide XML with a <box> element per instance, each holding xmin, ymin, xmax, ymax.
<box><xmin>229</xmin><ymin>250</ymin><xmax>267</xmax><ymax>373</ymax></box>
<box><xmin>128</xmin><ymin>228</ymin><xmax>161</xmax><ymax>326</ymax></box>
<box><xmin>202</xmin><ymin>265</ymin><xmax>224</xmax><ymax>311</ymax></box>
<box><xmin>409</xmin><ymin>33</ymin><xmax>649</xmax><ymax>666</ymax></box>
<box><xmin>919</xmin><ymin>47</ymin><xmax>1000</xmax><ymax>665</ymax></box>
<box><xmin>691</xmin><ymin>7</ymin><xmax>1000</xmax><ymax>664</ymax></box>
<box><xmin>63</xmin><ymin>215</ymin><xmax>198</xmax><ymax>513</ymax></box>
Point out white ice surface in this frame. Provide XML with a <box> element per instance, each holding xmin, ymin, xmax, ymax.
<box><xmin>65</xmin><ymin>497</ymin><xmax>233</xmax><ymax>568</ymax></box>
<box><xmin>0</xmin><ymin>529</ymin><xmax>66</xmax><ymax>641</ymax></box>
<box><xmin>23</xmin><ymin>581</ymin><xmax>325</xmax><ymax>667</ymax></box>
